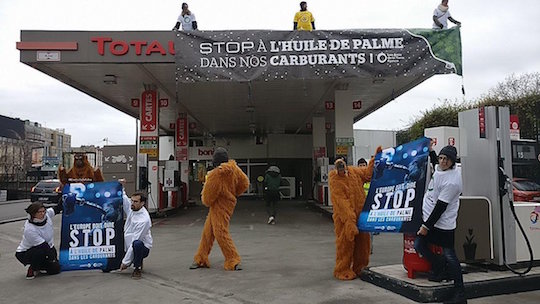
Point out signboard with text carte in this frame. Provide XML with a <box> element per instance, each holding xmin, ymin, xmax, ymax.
<box><xmin>358</xmin><ymin>137</ymin><xmax>430</xmax><ymax>233</ymax></box>
<box><xmin>140</xmin><ymin>90</ymin><xmax>158</xmax><ymax>136</ymax></box>
<box><xmin>176</xmin><ymin>113</ymin><xmax>188</xmax><ymax>160</ymax></box>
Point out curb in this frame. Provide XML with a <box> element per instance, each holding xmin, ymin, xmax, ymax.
<box><xmin>0</xmin><ymin>199</ymin><xmax>30</xmax><ymax>206</ymax></box>
<box><xmin>361</xmin><ymin>266</ymin><xmax>540</xmax><ymax>302</ymax></box>
<box><xmin>0</xmin><ymin>217</ymin><xmax>27</xmax><ymax>225</ymax></box>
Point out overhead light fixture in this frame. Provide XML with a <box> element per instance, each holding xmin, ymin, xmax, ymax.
<box><xmin>372</xmin><ymin>78</ymin><xmax>385</xmax><ymax>84</ymax></box>
<box><xmin>103</xmin><ymin>74</ymin><xmax>117</xmax><ymax>85</ymax></box>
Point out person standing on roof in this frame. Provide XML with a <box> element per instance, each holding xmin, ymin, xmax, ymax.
<box><xmin>173</xmin><ymin>2</ymin><xmax>198</xmax><ymax>31</ymax></box>
<box><xmin>294</xmin><ymin>1</ymin><xmax>315</xmax><ymax>31</ymax></box>
<box><xmin>432</xmin><ymin>0</ymin><xmax>461</xmax><ymax>29</ymax></box>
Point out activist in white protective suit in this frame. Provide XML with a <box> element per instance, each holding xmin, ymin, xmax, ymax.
<box><xmin>414</xmin><ymin>143</ymin><xmax>466</xmax><ymax>304</ymax></box>
<box><xmin>120</xmin><ymin>190</ymin><xmax>153</xmax><ymax>280</ymax></box>
<box><xmin>16</xmin><ymin>202</ymin><xmax>62</xmax><ymax>279</ymax></box>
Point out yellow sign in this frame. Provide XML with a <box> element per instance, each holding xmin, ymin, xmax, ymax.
<box><xmin>140</xmin><ymin>136</ymin><xmax>159</xmax><ymax>159</ymax></box>
<box><xmin>336</xmin><ymin>145</ymin><xmax>348</xmax><ymax>155</ymax></box>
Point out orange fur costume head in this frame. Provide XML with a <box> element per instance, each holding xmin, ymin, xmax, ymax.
<box><xmin>58</xmin><ymin>153</ymin><xmax>104</xmax><ymax>184</ymax></box>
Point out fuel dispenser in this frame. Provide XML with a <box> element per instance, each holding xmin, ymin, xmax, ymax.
<box><xmin>457</xmin><ymin>106</ymin><xmax>535</xmax><ymax>273</ymax></box>
<box><xmin>137</xmin><ymin>153</ymin><xmax>149</xmax><ymax>208</ymax></box>
<box><xmin>163</xmin><ymin>160</ymin><xmax>182</xmax><ymax>208</ymax></box>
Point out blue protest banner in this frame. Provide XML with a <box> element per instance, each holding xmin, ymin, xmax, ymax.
<box><xmin>358</xmin><ymin>137</ymin><xmax>430</xmax><ymax>233</ymax></box>
<box><xmin>59</xmin><ymin>181</ymin><xmax>124</xmax><ymax>271</ymax></box>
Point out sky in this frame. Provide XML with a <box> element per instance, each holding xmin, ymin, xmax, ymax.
<box><xmin>1</xmin><ymin>0</ymin><xmax>540</xmax><ymax>147</ymax></box>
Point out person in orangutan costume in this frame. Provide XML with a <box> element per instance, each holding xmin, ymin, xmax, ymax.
<box><xmin>328</xmin><ymin>146</ymin><xmax>382</xmax><ymax>280</ymax></box>
<box><xmin>58</xmin><ymin>153</ymin><xmax>104</xmax><ymax>184</ymax></box>
<box><xmin>190</xmin><ymin>147</ymin><xmax>249</xmax><ymax>271</ymax></box>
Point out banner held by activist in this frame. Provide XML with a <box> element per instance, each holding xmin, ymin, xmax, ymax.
<box><xmin>358</xmin><ymin>137</ymin><xmax>430</xmax><ymax>233</ymax></box>
<box><xmin>59</xmin><ymin>181</ymin><xmax>124</xmax><ymax>271</ymax></box>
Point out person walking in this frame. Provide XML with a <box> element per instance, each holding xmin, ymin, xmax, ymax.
<box><xmin>264</xmin><ymin>165</ymin><xmax>282</xmax><ymax>225</ymax></box>
<box><xmin>190</xmin><ymin>147</ymin><xmax>250</xmax><ymax>271</ymax></box>
<box><xmin>414</xmin><ymin>143</ymin><xmax>466</xmax><ymax>304</ymax></box>
<box><xmin>293</xmin><ymin>1</ymin><xmax>315</xmax><ymax>31</ymax></box>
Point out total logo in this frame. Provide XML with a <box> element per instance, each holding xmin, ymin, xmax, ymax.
<box><xmin>531</xmin><ymin>211</ymin><xmax>539</xmax><ymax>224</ymax></box>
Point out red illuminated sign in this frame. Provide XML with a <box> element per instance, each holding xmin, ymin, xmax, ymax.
<box><xmin>176</xmin><ymin>113</ymin><xmax>188</xmax><ymax>147</ymax></box>
<box><xmin>131</xmin><ymin>98</ymin><xmax>140</xmax><ymax>107</ymax></box>
<box><xmin>325</xmin><ymin>101</ymin><xmax>335</xmax><ymax>111</ymax></box>
<box><xmin>91</xmin><ymin>37</ymin><xmax>175</xmax><ymax>56</ymax></box>
<box><xmin>352</xmin><ymin>100</ymin><xmax>362</xmax><ymax>110</ymax></box>
<box><xmin>478</xmin><ymin>107</ymin><xmax>486</xmax><ymax>138</ymax></box>
<box><xmin>159</xmin><ymin>98</ymin><xmax>169</xmax><ymax>107</ymax></box>
<box><xmin>140</xmin><ymin>90</ymin><xmax>157</xmax><ymax>134</ymax></box>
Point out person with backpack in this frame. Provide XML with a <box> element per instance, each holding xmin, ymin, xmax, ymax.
<box><xmin>264</xmin><ymin>165</ymin><xmax>282</xmax><ymax>224</ymax></box>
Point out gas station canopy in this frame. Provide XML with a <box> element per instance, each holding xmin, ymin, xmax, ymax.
<box><xmin>17</xmin><ymin>28</ymin><xmax>462</xmax><ymax>137</ymax></box>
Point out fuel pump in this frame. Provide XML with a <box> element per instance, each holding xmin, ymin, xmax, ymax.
<box><xmin>458</xmin><ymin>106</ymin><xmax>536</xmax><ymax>272</ymax></box>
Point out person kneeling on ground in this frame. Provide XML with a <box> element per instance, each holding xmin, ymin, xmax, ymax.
<box><xmin>119</xmin><ymin>192</ymin><xmax>153</xmax><ymax>280</ymax></box>
<box><xmin>15</xmin><ymin>202</ymin><xmax>62</xmax><ymax>279</ymax></box>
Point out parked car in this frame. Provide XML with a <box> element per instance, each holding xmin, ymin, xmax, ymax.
<box><xmin>30</xmin><ymin>179</ymin><xmax>63</xmax><ymax>205</ymax></box>
<box><xmin>512</xmin><ymin>178</ymin><xmax>540</xmax><ymax>202</ymax></box>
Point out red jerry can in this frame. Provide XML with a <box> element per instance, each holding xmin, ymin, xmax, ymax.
<box><xmin>402</xmin><ymin>233</ymin><xmax>442</xmax><ymax>279</ymax></box>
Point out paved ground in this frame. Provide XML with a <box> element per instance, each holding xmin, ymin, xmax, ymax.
<box><xmin>0</xmin><ymin>199</ymin><xmax>538</xmax><ymax>303</ymax></box>
<box><xmin>0</xmin><ymin>199</ymin><xmax>31</xmax><ymax>222</ymax></box>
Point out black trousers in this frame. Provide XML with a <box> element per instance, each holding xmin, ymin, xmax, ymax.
<box><xmin>15</xmin><ymin>243</ymin><xmax>60</xmax><ymax>274</ymax></box>
<box><xmin>265</xmin><ymin>190</ymin><xmax>280</xmax><ymax>217</ymax></box>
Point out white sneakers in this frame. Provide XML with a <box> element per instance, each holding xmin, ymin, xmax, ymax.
<box><xmin>267</xmin><ymin>216</ymin><xmax>276</xmax><ymax>225</ymax></box>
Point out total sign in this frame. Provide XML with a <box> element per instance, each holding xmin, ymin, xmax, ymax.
<box><xmin>140</xmin><ymin>90</ymin><xmax>158</xmax><ymax>136</ymax></box>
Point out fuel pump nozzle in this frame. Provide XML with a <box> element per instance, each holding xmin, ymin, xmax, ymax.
<box><xmin>497</xmin><ymin>166</ymin><xmax>533</xmax><ymax>275</ymax></box>
<box><xmin>498</xmin><ymin>166</ymin><xmax>511</xmax><ymax>197</ymax></box>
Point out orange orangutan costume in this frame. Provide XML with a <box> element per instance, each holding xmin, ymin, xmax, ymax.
<box><xmin>58</xmin><ymin>153</ymin><xmax>104</xmax><ymax>184</ymax></box>
<box><xmin>328</xmin><ymin>146</ymin><xmax>382</xmax><ymax>280</ymax></box>
<box><xmin>191</xmin><ymin>149</ymin><xmax>249</xmax><ymax>271</ymax></box>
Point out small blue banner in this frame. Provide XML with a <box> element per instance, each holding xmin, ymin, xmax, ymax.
<box><xmin>358</xmin><ymin>137</ymin><xmax>430</xmax><ymax>233</ymax></box>
<box><xmin>59</xmin><ymin>181</ymin><xmax>124</xmax><ymax>271</ymax></box>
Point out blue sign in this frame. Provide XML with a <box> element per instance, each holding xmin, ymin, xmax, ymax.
<box><xmin>59</xmin><ymin>181</ymin><xmax>124</xmax><ymax>271</ymax></box>
<box><xmin>358</xmin><ymin>137</ymin><xmax>430</xmax><ymax>233</ymax></box>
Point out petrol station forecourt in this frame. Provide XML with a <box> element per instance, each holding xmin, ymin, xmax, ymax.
<box><xmin>12</xmin><ymin>24</ymin><xmax>540</xmax><ymax>303</ymax></box>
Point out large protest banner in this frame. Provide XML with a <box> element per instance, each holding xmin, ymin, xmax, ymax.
<box><xmin>175</xmin><ymin>28</ymin><xmax>462</xmax><ymax>82</ymax></box>
<box><xmin>358</xmin><ymin>137</ymin><xmax>430</xmax><ymax>233</ymax></box>
<box><xmin>59</xmin><ymin>181</ymin><xmax>124</xmax><ymax>271</ymax></box>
